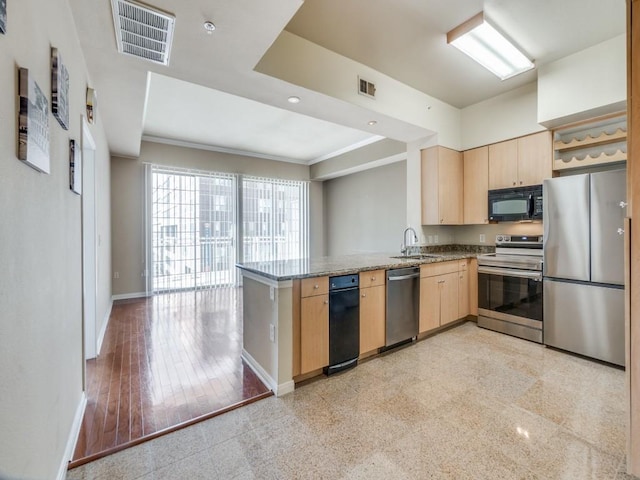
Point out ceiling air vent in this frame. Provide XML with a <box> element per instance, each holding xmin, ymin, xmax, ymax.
<box><xmin>358</xmin><ymin>76</ymin><xmax>376</xmax><ymax>99</ymax></box>
<box><xmin>110</xmin><ymin>0</ymin><xmax>176</xmax><ymax>66</ymax></box>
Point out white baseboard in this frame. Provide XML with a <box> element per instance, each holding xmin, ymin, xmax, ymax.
<box><xmin>96</xmin><ymin>300</ymin><xmax>112</xmax><ymax>356</ymax></box>
<box><xmin>112</xmin><ymin>291</ymin><xmax>149</xmax><ymax>301</ymax></box>
<box><xmin>57</xmin><ymin>392</ymin><xmax>87</xmax><ymax>480</ymax></box>
<box><xmin>242</xmin><ymin>349</ymin><xmax>276</xmax><ymax>392</ymax></box>
<box><xmin>241</xmin><ymin>349</ymin><xmax>295</xmax><ymax>397</ymax></box>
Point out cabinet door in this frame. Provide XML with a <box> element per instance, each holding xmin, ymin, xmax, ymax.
<box><xmin>438</xmin><ymin>148</ymin><xmax>463</xmax><ymax>224</ymax></box>
<box><xmin>463</xmin><ymin>146</ymin><xmax>489</xmax><ymax>224</ymax></box>
<box><xmin>489</xmin><ymin>139</ymin><xmax>518</xmax><ymax>189</ymax></box>
<box><xmin>469</xmin><ymin>258</ymin><xmax>478</xmax><ymax>316</ymax></box>
<box><xmin>419</xmin><ymin>275</ymin><xmax>441</xmax><ymax>333</ymax></box>
<box><xmin>517</xmin><ymin>131</ymin><xmax>552</xmax><ymax>187</ymax></box>
<box><xmin>300</xmin><ymin>294</ymin><xmax>329</xmax><ymax>374</ymax></box>
<box><xmin>359</xmin><ymin>285</ymin><xmax>385</xmax><ymax>354</ymax></box>
<box><xmin>440</xmin><ymin>272</ymin><xmax>460</xmax><ymax>326</ymax></box>
<box><xmin>421</xmin><ymin>147</ymin><xmax>439</xmax><ymax>225</ymax></box>
<box><xmin>458</xmin><ymin>268</ymin><xmax>469</xmax><ymax>318</ymax></box>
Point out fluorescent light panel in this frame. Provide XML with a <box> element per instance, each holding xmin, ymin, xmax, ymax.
<box><xmin>447</xmin><ymin>12</ymin><xmax>534</xmax><ymax>81</ymax></box>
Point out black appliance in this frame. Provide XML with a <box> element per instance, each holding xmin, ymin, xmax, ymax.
<box><xmin>326</xmin><ymin>274</ymin><xmax>359</xmax><ymax>375</ymax></box>
<box><xmin>488</xmin><ymin>185</ymin><xmax>543</xmax><ymax>222</ymax></box>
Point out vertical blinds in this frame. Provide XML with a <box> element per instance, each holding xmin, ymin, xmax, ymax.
<box><xmin>147</xmin><ymin>165</ymin><xmax>308</xmax><ymax>293</ymax></box>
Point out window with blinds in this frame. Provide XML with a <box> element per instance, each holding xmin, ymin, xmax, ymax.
<box><xmin>242</xmin><ymin>177</ymin><xmax>309</xmax><ymax>263</ymax></box>
<box><xmin>148</xmin><ymin>166</ymin><xmax>308</xmax><ymax>293</ymax></box>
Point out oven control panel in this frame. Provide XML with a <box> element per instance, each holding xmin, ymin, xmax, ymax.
<box><xmin>495</xmin><ymin>234</ymin><xmax>543</xmax><ymax>246</ymax></box>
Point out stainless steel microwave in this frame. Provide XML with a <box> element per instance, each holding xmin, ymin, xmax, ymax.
<box><xmin>488</xmin><ymin>185</ymin><xmax>543</xmax><ymax>222</ymax></box>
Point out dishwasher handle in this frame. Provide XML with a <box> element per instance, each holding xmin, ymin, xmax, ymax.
<box><xmin>388</xmin><ymin>273</ymin><xmax>420</xmax><ymax>281</ymax></box>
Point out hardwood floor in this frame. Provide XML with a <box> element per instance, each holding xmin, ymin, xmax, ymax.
<box><xmin>70</xmin><ymin>288</ymin><xmax>271</xmax><ymax>468</ymax></box>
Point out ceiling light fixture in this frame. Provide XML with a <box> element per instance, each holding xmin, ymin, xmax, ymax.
<box><xmin>287</xmin><ymin>96</ymin><xmax>301</xmax><ymax>104</ymax></box>
<box><xmin>203</xmin><ymin>21</ymin><xmax>216</xmax><ymax>33</ymax></box>
<box><xmin>447</xmin><ymin>12</ymin><xmax>534</xmax><ymax>81</ymax></box>
<box><xmin>368</xmin><ymin>120</ymin><xmax>377</xmax><ymax>126</ymax></box>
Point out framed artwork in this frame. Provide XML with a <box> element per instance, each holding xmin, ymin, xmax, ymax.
<box><xmin>51</xmin><ymin>47</ymin><xmax>70</xmax><ymax>130</ymax></box>
<box><xmin>69</xmin><ymin>139</ymin><xmax>82</xmax><ymax>195</ymax></box>
<box><xmin>18</xmin><ymin>67</ymin><xmax>50</xmax><ymax>174</ymax></box>
<box><xmin>0</xmin><ymin>0</ymin><xmax>6</xmax><ymax>34</ymax></box>
<box><xmin>86</xmin><ymin>87</ymin><xmax>97</xmax><ymax>124</ymax></box>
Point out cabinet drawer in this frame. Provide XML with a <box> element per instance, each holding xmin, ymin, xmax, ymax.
<box><xmin>301</xmin><ymin>276</ymin><xmax>329</xmax><ymax>297</ymax></box>
<box><xmin>359</xmin><ymin>269</ymin><xmax>385</xmax><ymax>288</ymax></box>
<box><xmin>421</xmin><ymin>261</ymin><xmax>459</xmax><ymax>278</ymax></box>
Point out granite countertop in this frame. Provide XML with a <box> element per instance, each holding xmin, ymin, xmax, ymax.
<box><xmin>236</xmin><ymin>245</ymin><xmax>494</xmax><ymax>281</ymax></box>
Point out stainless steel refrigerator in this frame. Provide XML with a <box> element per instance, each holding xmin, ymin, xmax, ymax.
<box><xmin>543</xmin><ymin>169</ymin><xmax>626</xmax><ymax>366</ymax></box>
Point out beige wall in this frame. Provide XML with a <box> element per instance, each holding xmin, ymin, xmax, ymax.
<box><xmin>112</xmin><ymin>141</ymin><xmax>322</xmax><ymax>296</ymax></box>
<box><xmin>324</xmin><ymin>161</ymin><xmax>407</xmax><ymax>255</ymax></box>
<box><xmin>0</xmin><ymin>0</ymin><xmax>111</xmax><ymax>478</ymax></box>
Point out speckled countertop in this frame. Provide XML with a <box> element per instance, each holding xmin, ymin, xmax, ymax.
<box><xmin>236</xmin><ymin>245</ymin><xmax>494</xmax><ymax>281</ymax></box>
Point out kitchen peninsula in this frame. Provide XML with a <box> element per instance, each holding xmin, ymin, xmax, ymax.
<box><xmin>237</xmin><ymin>248</ymin><xmax>488</xmax><ymax>396</ymax></box>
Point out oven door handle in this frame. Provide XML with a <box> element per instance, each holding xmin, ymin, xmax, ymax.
<box><xmin>478</xmin><ymin>266</ymin><xmax>543</xmax><ymax>281</ymax></box>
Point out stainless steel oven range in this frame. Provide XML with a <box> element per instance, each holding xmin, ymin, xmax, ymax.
<box><xmin>477</xmin><ymin>235</ymin><xmax>543</xmax><ymax>343</ymax></box>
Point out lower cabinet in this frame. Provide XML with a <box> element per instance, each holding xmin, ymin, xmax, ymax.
<box><xmin>419</xmin><ymin>260</ymin><xmax>469</xmax><ymax>334</ymax></box>
<box><xmin>359</xmin><ymin>269</ymin><xmax>386</xmax><ymax>354</ymax></box>
<box><xmin>300</xmin><ymin>276</ymin><xmax>329</xmax><ymax>375</ymax></box>
<box><xmin>359</xmin><ymin>284</ymin><xmax>386</xmax><ymax>354</ymax></box>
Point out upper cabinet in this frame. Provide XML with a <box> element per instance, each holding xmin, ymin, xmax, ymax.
<box><xmin>421</xmin><ymin>146</ymin><xmax>463</xmax><ymax>225</ymax></box>
<box><xmin>488</xmin><ymin>131</ymin><xmax>552</xmax><ymax>189</ymax></box>
<box><xmin>463</xmin><ymin>146</ymin><xmax>489</xmax><ymax>224</ymax></box>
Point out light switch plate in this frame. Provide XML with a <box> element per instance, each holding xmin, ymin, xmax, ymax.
<box><xmin>434</xmin><ymin>235</ymin><xmax>439</xmax><ymax>244</ymax></box>
<box><xmin>480</xmin><ymin>234</ymin><xmax>486</xmax><ymax>243</ymax></box>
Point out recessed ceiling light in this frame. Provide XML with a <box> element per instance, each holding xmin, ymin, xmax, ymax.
<box><xmin>287</xmin><ymin>96</ymin><xmax>301</xmax><ymax>104</ymax></box>
<box><xmin>368</xmin><ymin>120</ymin><xmax>377</xmax><ymax>126</ymax></box>
<box><xmin>203</xmin><ymin>21</ymin><xmax>216</xmax><ymax>33</ymax></box>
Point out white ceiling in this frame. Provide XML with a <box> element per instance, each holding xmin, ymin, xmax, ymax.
<box><xmin>143</xmin><ymin>73</ymin><xmax>382</xmax><ymax>163</ymax></box>
<box><xmin>69</xmin><ymin>0</ymin><xmax>626</xmax><ymax>161</ymax></box>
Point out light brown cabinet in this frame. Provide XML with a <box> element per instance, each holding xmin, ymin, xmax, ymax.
<box><xmin>299</xmin><ymin>276</ymin><xmax>329</xmax><ymax>375</ymax></box>
<box><xmin>419</xmin><ymin>261</ymin><xmax>462</xmax><ymax>333</ymax></box>
<box><xmin>359</xmin><ymin>270</ymin><xmax>386</xmax><ymax>354</ymax></box>
<box><xmin>463</xmin><ymin>146</ymin><xmax>489</xmax><ymax>224</ymax></box>
<box><xmin>421</xmin><ymin>146</ymin><xmax>463</xmax><ymax>225</ymax></box>
<box><xmin>468</xmin><ymin>258</ymin><xmax>478</xmax><ymax>316</ymax></box>
<box><xmin>488</xmin><ymin>132</ymin><xmax>552</xmax><ymax>189</ymax></box>
<box><xmin>458</xmin><ymin>260</ymin><xmax>469</xmax><ymax>318</ymax></box>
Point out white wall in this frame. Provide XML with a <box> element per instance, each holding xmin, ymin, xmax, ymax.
<box><xmin>461</xmin><ymin>82</ymin><xmax>543</xmax><ymax>150</ymax></box>
<box><xmin>324</xmin><ymin>161</ymin><xmax>407</xmax><ymax>255</ymax></box>
<box><xmin>0</xmin><ymin>0</ymin><xmax>111</xmax><ymax>478</ymax></box>
<box><xmin>538</xmin><ymin>34</ymin><xmax>626</xmax><ymax>126</ymax></box>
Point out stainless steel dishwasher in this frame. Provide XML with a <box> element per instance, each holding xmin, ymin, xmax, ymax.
<box><xmin>385</xmin><ymin>267</ymin><xmax>420</xmax><ymax>348</ymax></box>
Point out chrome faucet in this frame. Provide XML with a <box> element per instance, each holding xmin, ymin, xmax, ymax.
<box><xmin>401</xmin><ymin>227</ymin><xmax>418</xmax><ymax>256</ymax></box>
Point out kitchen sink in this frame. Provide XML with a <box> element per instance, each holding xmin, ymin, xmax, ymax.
<box><xmin>390</xmin><ymin>254</ymin><xmax>441</xmax><ymax>259</ymax></box>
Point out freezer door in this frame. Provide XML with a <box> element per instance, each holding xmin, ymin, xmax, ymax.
<box><xmin>544</xmin><ymin>279</ymin><xmax>625</xmax><ymax>366</ymax></box>
<box><xmin>543</xmin><ymin>175</ymin><xmax>590</xmax><ymax>281</ymax></box>
<box><xmin>590</xmin><ymin>169</ymin><xmax>626</xmax><ymax>285</ymax></box>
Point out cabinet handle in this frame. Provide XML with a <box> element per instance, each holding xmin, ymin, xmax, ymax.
<box><xmin>440</xmin><ymin>219</ymin><xmax>444</xmax><ymax>224</ymax></box>
<box><xmin>620</xmin><ymin>201</ymin><xmax>628</xmax><ymax>208</ymax></box>
<box><xmin>520</xmin><ymin>181</ymin><xmax>523</xmax><ymax>185</ymax></box>
<box><xmin>618</xmin><ymin>228</ymin><xmax>625</xmax><ymax>236</ymax></box>
<box><xmin>324</xmin><ymin>300</ymin><xmax>329</xmax><ymax>304</ymax></box>
<box><xmin>371</xmin><ymin>276</ymin><xmax>376</xmax><ymax>281</ymax></box>
<box><xmin>362</xmin><ymin>293</ymin><xmax>366</xmax><ymax>298</ymax></box>
<box><xmin>314</xmin><ymin>284</ymin><xmax>319</xmax><ymax>289</ymax></box>
<box><xmin>438</xmin><ymin>280</ymin><xmax>445</xmax><ymax>284</ymax></box>
<box><xmin>513</xmin><ymin>181</ymin><xmax>516</xmax><ymax>186</ymax></box>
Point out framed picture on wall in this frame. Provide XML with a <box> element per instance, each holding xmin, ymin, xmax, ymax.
<box><xmin>69</xmin><ymin>139</ymin><xmax>82</xmax><ymax>195</ymax></box>
<box><xmin>0</xmin><ymin>0</ymin><xmax>6</xmax><ymax>34</ymax></box>
<box><xmin>18</xmin><ymin>67</ymin><xmax>50</xmax><ymax>174</ymax></box>
<box><xmin>51</xmin><ymin>47</ymin><xmax>70</xmax><ymax>130</ymax></box>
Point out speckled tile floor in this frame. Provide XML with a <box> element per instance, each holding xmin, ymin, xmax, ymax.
<box><xmin>66</xmin><ymin>321</ymin><xmax>634</xmax><ymax>480</ymax></box>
